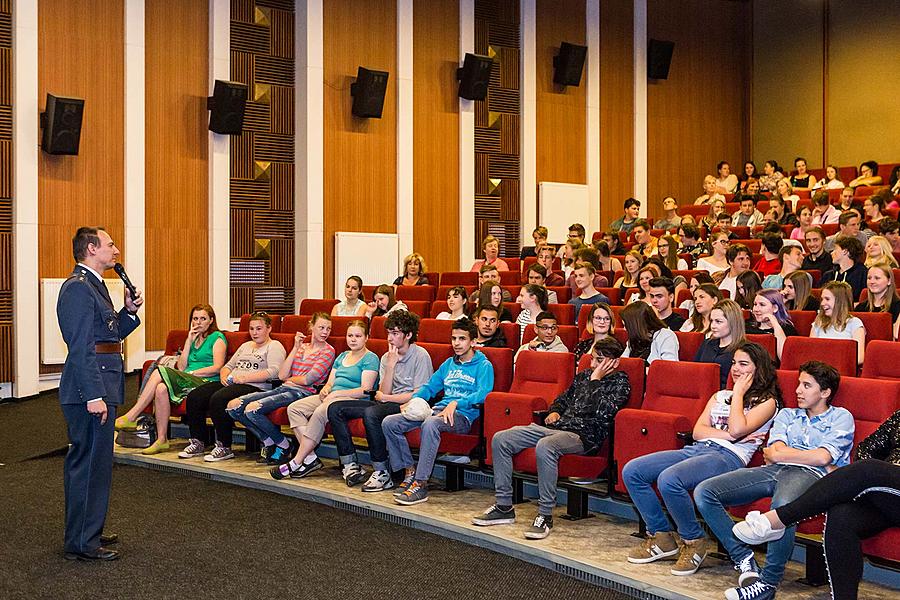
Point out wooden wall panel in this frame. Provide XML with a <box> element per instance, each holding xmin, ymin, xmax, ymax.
<box><xmin>145</xmin><ymin>0</ymin><xmax>209</xmax><ymax>350</ymax></box>
<box><xmin>474</xmin><ymin>0</ymin><xmax>520</xmax><ymax>258</ymax></box>
<box><xmin>323</xmin><ymin>0</ymin><xmax>397</xmax><ymax>296</ymax></box>
<box><xmin>0</xmin><ymin>0</ymin><xmax>10</xmax><ymax>382</ymax></box>
<box><xmin>535</xmin><ymin>0</ymin><xmax>586</xmax><ymax>200</ymax></box>
<box><xmin>38</xmin><ymin>0</ymin><xmax>124</xmax><ymax>278</ymax></box>
<box><xmin>647</xmin><ymin>0</ymin><xmax>750</xmax><ymax>218</ymax></box>
<box><xmin>413</xmin><ymin>0</ymin><xmax>459</xmax><ymax>274</ymax></box>
<box><xmin>598</xmin><ymin>0</ymin><xmax>633</xmax><ymax>231</ymax></box>
<box><xmin>230</xmin><ymin>0</ymin><xmax>295</xmax><ymax>315</ymax></box>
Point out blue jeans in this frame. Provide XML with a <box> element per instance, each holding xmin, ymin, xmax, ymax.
<box><xmin>225</xmin><ymin>385</ymin><xmax>311</xmax><ymax>445</ymax></box>
<box><xmin>382</xmin><ymin>412</ymin><xmax>471</xmax><ymax>482</ymax></box>
<box><xmin>694</xmin><ymin>464</ymin><xmax>820</xmax><ymax>585</ymax></box>
<box><xmin>622</xmin><ymin>442</ymin><xmax>745</xmax><ymax>541</ymax></box>
<box><xmin>327</xmin><ymin>400</ymin><xmax>401</xmax><ymax>472</ymax></box>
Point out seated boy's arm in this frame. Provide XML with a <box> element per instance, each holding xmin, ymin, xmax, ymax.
<box><xmin>763</xmin><ymin>442</ymin><xmax>834</xmax><ymax>467</ymax></box>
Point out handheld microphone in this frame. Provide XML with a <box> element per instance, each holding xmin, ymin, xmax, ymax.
<box><xmin>113</xmin><ymin>263</ymin><xmax>138</xmax><ymax>300</ymax></box>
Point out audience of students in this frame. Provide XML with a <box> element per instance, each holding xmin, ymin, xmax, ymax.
<box><xmin>647</xmin><ymin>277</ymin><xmax>686</xmax><ymax>330</ymax></box>
<box><xmin>731</xmin><ymin>195</ymin><xmax>765</xmax><ymax>227</ymax></box>
<box><xmin>757</xmin><ymin>160</ymin><xmax>784</xmax><ymax>192</ymax></box>
<box><xmin>848</xmin><ymin>160</ymin><xmax>882</xmax><ymax>188</ymax></box>
<box><xmin>474</xmin><ymin>281</ymin><xmax>513</xmax><ymax>322</ymax></box>
<box><xmin>734</xmin><ymin>271</ymin><xmax>762</xmax><ymax>310</ymax></box>
<box><xmin>632</xmin><ymin>219</ymin><xmax>659</xmax><ymax>259</ymax></box>
<box><xmin>811</xmin><ymin>190</ymin><xmax>841</xmax><ymax>225</ymax></box>
<box><xmin>745</xmin><ymin>289</ymin><xmax>797</xmax><ymax>361</ymax></box>
<box><xmin>695</xmin><ymin>175</ymin><xmax>725</xmax><ymax>206</ymax></box>
<box><xmin>789</xmin><ymin>205</ymin><xmax>813</xmax><ymax>241</ymax></box>
<box><xmin>569</xmin><ymin>263</ymin><xmax>610</xmax><ymax>323</ymax></box>
<box><xmin>800</xmin><ymin>227</ymin><xmax>832</xmax><ymax>275</ymax></box>
<box><xmin>472</xmin><ymin>306</ymin><xmax>507</xmax><ymax>348</ymax></box>
<box><xmin>812</xmin><ymin>164</ymin><xmax>845</xmax><ymax>191</ymax></box>
<box><xmin>657</xmin><ymin>235</ymin><xmax>688</xmax><ymax>271</ymax></box>
<box><xmin>854</xmin><ymin>264</ymin><xmax>900</xmax><ymax>340</ymax></box>
<box><xmin>536</xmin><ymin>246</ymin><xmax>565</xmax><ymax>286</ymax></box>
<box><xmin>525</xmin><ymin>264</ymin><xmax>558</xmax><ymax>303</ymax></box>
<box><xmin>515</xmin><ymin>283</ymin><xmax>549</xmax><ymax>337</ymax></box>
<box><xmin>655</xmin><ymin>197</ymin><xmax>682</xmax><ymax>232</ymax></box>
<box><xmin>520</xmin><ymin>226</ymin><xmax>548</xmax><ymax>259</ymax></box>
<box><xmin>714</xmin><ymin>243</ymin><xmax>753</xmax><ymax>299</ymax></box>
<box><xmin>864</xmin><ymin>235</ymin><xmax>899</xmax><ymax>269</ymax></box>
<box><xmin>789</xmin><ymin>157</ymin><xmax>816</xmax><ymax>192</ymax></box>
<box><xmin>695</xmin><ymin>232</ymin><xmax>730</xmax><ymax>274</ymax></box>
<box><xmin>680</xmin><ymin>283</ymin><xmax>724</xmax><ymax>334</ymax></box>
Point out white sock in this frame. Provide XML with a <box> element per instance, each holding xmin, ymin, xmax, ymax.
<box><xmin>275</xmin><ymin>438</ymin><xmax>290</xmax><ymax>449</ymax></box>
<box><xmin>303</xmin><ymin>453</ymin><xmax>317</xmax><ymax>465</ymax></box>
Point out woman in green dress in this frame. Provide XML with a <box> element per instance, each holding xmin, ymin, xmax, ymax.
<box><xmin>115</xmin><ymin>303</ymin><xmax>227</xmax><ymax>454</ymax></box>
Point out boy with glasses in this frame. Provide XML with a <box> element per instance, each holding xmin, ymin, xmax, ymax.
<box><xmin>473</xmin><ymin>337</ymin><xmax>630</xmax><ymax>539</ymax></box>
<box><xmin>514</xmin><ymin>311</ymin><xmax>568</xmax><ymax>364</ymax></box>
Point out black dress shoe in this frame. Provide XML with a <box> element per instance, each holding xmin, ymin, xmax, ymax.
<box><xmin>64</xmin><ymin>547</ymin><xmax>120</xmax><ymax>561</ymax></box>
<box><xmin>100</xmin><ymin>533</ymin><xmax>118</xmax><ymax>545</ymax></box>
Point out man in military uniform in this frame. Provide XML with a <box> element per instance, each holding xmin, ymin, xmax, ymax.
<box><xmin>57</xmin><ymin>227</ymin><xmax>143</xmax><ymax>561</ymax></box>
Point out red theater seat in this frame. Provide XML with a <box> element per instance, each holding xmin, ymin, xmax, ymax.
<box><xmin>298</xmin><ymin>299</ymin><xmax>339</xmax><ymax>315</ymax></box>
<box><xmin>401</xmin><ymin>301</ymin><xmax>430</xmax><ymax>318</ymax></box>
<box><xmin>396</xmin><ymin>285</ymin><xmax>436</xmax><ymax>302</ymax></box>
<box><xmin>861</xmin><ymin>341</ymin><xmax>900</xmax><ymax>380</ymax></box>
<box><xmin>480</xmin><ymin>346</ymin><xmax>514</xmax><ymax>393</ymax></box>
<box><xmin>745</xmin><ymin>334</ymin><xmax>777</xmax><ymax>359</ymax></box>
<box><xmin>854</xmin><ymin>312</ymin><xmax>893</xmax><ymax>344</ymax></box>
<box><xmin>370</xmin><ymin>316</ymin><xmax>387</xmax><ymax>339</ymax></box>
<box><xmin>613</xmin><ymin>361</ymin><xmax>720</xmax><ymax>494</ymax></box>
<box><xmin>578</xmin><ymin>354</ymin><xmax>645</xmax><ymax>411</ymax></box>
<box><xmin>780</xmin><ymin>337</ymin><xmax>858</xmax><ymax>376</ymax></box>
<box><xmin>546</xmin><ymin>286</ymin><xmax>571</xmax><ymax>304</ymax></box>
<box><xmin>521</xmin><ymin>324</ymin><xmax>579</xmax><ymax>352</ymax></box>
<box><xmin>440</xmin><ymin>271</ymin><xmax>478</xmax><ymax>286</ymax></box>
<box><xmin>787</xmin><ymin>311</ymin><xmax>816</xmax><ymax>336</ymax></box>
<box><xmin>674</xmin><ymin>331</ymin><xmax>704</xmax><ymax>362</ymax></box>
<box><xmin>418</xmin><ymin>318</ymin><xmax>455</xmax><ymax>344</ymax></box>
<box><xmin>499</xmin><ymin>322</ymin><xmax>520</xmax><ymax>350</ymax></box>
<box><xmin>499</xmin><ymin>271</ymin><xmax>521</xmax><ymax>285</ymax></box>
<box><xmin>270</xmin><ymin>333</ymin><xmax>294</xmax><ymax>354</ymax></box>
<box><xmin>546</xmin><ymin>303</ymin><xmax>575</xmax><ymax>325</ymax></box>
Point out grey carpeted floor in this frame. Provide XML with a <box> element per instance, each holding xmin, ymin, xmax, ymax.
<box><xmin>0</xmin><ymin>379</ymin><xmax>634</xmax><ymax>600</ymax></box>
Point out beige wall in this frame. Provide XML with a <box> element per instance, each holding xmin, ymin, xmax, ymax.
<box><xmin>752</xmin><ymin>0</ymin><xmax>900</xmax><ymax>170</ymax></box>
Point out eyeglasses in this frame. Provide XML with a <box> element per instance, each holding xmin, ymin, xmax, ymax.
<box><xmin>593</xmin><ymin>316</ymin><xmax>612</xmax><ymax>323</ymax></box>
<box><xmin>715</xmin><ymin>240</ymin><xmax>731</xmax><ymax>245</ymax></box>
<box><xmin>536</xmin><ymin>324</ymin><xmax>558</xmax><ymax>331</ymax></box>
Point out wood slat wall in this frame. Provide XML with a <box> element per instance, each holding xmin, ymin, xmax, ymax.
<box><xmin>323</xmin><ymin>0</ymin><xmax>397</xmax><ymax>296</ymax></box>
<box><xmin>598</xmin><ymin>1</ymin><xmax>634</xmax><ymax>232</ymax></box>
<box><xmin>412</xmin><ymin>0</ymin><xmax>460</xmax><ymax>274</ymax></box>
<box><xmin>145</xmin><ymin>0</ymin><xmax>209</xmax><ymax>349</ymax></box>
<box><xmin>229</xmin><ymin>0</ymin><xmax>295</xmax><ymax>314</ymax></box>
<box><xmin>535</xmin><ymin>0</ymin><xmax>586</xmax><ymax>200</ymax></box>
<box><xmin>647</xmin><ymin>0</ymin><xmax>750</xmax><ymax>218</ymax></box>
<box><xmin>0</xmin><ymin>0</ymin><xmax>10</xmax><ymax>382</ymax></box>
<box><xmin>38</xmin><ymin>0</ymin><xmax>125</xmax><ymax>278</ymax></box>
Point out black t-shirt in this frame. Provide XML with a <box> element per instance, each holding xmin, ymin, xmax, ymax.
<box><xmin>662</xmin><ymin>312</ymin><xmax>686</xmax><ymax>331</ymax></box>
<box><xmin>694</xmin><ymin>339</ymin><xmax>734</xmax><ymax>389</ymax></box>
<box><xmin>801</xmin><ymin>253</ymin><xmax>834</xmax><ymax>278</ymax></box>
<box><xmin>744</xmin><ymin>319</ymin><xmax>799</xmax><ymax>337</ymax></box>
<box><xmin>822</xmin><ymin>262</ymin><xmax>868</xmax><ymax>301</ymax></box>
<box><xmin>475</xmin><ymin>329</ymin><xmax>507</xmax><ymax>348</ymax></box>
<box><xmin>854</xmin><ymin>299</ymin><xmax>900</xmax><ymax>323</ymax></box>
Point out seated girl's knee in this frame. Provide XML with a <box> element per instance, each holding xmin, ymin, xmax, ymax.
<box><xmin>245</xmin><ymin>401</ymin><xmax>261</xmax><ymax>414</ymax></box>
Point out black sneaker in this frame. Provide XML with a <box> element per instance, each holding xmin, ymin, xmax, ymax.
<box><xmin>256</xmin><ymin>445</ymin><xmax>273</xmax><ymax>464</ymax></box>
<box><xmin>343</xmin><ymin>464</ymin><xmax>368</xmax><ymax>487</ymax></box>
<box><xmin>266</xmin><ymin>445</ymin><xmax>292</xmax><ymax>465</ymax></box>
<box><xmin>472</xmin><ymin>504</ymin><xmax>516</xmax><ymax>526</ymax></box>
<box><xmin>290</xmin><ymin>457</ymin><xmax>323</xmax><ymax>479</ymax></box>
<box><xmin>524</xmin><ymin>514</ymin><xmax>553</xmax><ymax>540</ymax></box>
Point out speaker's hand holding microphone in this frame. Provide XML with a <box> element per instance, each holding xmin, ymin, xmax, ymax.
<box><xmin>114</xmin><ymin>263</ymin><xmax>144</xmax><ymax>314</ymax></box>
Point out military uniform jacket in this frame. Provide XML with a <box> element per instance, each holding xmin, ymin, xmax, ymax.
<box><xmin>56</xmin><ymin>265</ymin><xmax>140</xmax><ymax>406</ymax></box>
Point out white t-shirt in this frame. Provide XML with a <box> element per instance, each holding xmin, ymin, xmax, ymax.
<box><xmin>811</xmin><ymin>316</ymin><xmax>865</xmax><ymax>340</ymax></box>
<box><xmin>697</xmin><ymin>390</ymin><xmax>775</xmax><ymax>465</ymax></box>
<box><xmin>696</xmin><ymin>257</ymin><xmax>727</xmax><ymax>274</ymax></box>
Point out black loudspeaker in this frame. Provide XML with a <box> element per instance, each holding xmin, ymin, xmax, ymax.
<box><xmin>553</xmin><ymin>42</ymin><xmax>587</xmax><ymax>86</ymax></box>
<box><xmin>350</xmin><ymin>67</ymin><xmax>389</xmax><ymax>118</ymax></box>
<box><xmin>647</xmin><ymin>39</ymin><xmax>675</xmax><ymax>80</ymax></box>
<box><xmin>207</xmin><ymin>80</ymin><xmax>248</xmax><ymax>135</ymax></box>
<box><xmin>456</xmin><ymin>53</ymin><xmax>493</xmax><ymax>100</ymax></box>
<box><xmin>41</xmin><ymin>94</ymin><xmax>84</xmax><ymax>155</ymax></box>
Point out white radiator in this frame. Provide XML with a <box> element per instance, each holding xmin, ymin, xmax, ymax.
<box><xmin>40</xmin><ymin>278</ymin><xmax>125</xmax><ymax>364</ymax></box>
<box><xmin>334</xmin><ymin>232</ymin><xmax>399</xmax><ymax>298</ymax></box>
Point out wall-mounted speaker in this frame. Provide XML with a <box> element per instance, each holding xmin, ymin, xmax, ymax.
<box><xmin>553</xmin><ymin>42</ymin><xmax>587</xmax><ymax>86</ymax></box>
<box><xmin>207</xmin><ymin>80</ymin><xmax>248</xmax><ymax>135</ymax></box>
<box><xmin>351</xmin><ymin>67</ymin><xmax>389</xmax><ymax>118</ymax></box>
<box><xmin>648</xmin><ymin>39</ymin><xmax>675</xmax><ymax>80</ymax></box>
<box><xmin>40</xmin><ymin>94</ymin><xmax>84</xmax><ymax>155</ymax></box>
<box><xmin>457</xmin><ymin>53</ymin><xmax>493</xmax><ymax>100</ymax></box>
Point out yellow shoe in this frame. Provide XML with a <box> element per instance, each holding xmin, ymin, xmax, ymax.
<box><xmin>141</xmin><ymin>439</ymin><xmax>170</xmax><ymax>455</ymax></box>
<box><xmin>115</xmin><ymin>416</ymin><xmax>139</xmax><ymax>431</ymax></box>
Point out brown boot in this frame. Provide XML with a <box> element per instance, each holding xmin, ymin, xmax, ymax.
<box><xmin>626</xmin><ymin>531</ymin><xmax>680</xmax><ymax>563</ymax></box>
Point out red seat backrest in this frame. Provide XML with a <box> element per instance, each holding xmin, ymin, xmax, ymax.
<box><xmin>224</xmin><ymin>331</ymin><xmax>251</xmax><ymax>357</ymax></box>
<box><xmin>238</xmin><ymin>313</ymin><xmax>282</xmax><ymax>332</ymax></box>
<box><xmin>855</xmin><ymin>312</ymin><xmax>893</xmax><ymax>344</ymax></box>
<box><xmin>521</xmin><ymin>324</ymin><xmax>579</xmax><ymax>352</ymax></box>
<box><xmin>787</xmin><ymin>311</ymin><xmax>816</xmax><ymax>337</ymax></box>
<box><xmin>776</xmin><ymin>370</ymin><xmax>800</xmax><ymax>409</ymax></box>
<box><xmin>418</xmin><ymin>318</ymin><xmax>455</xmax><ymax>344</ymax></box>
<box><xmin>832</xmin><ymin>377</ymin><xmax>900</xmax><ymax>453</ymax></box>
<box><xmin>861</xmin><ymin>341</ymin><xmax>900</xmax><ymax>380</ymax></box>
<box><xmin>440</xmin><ymin>271</ymin><xmax>478</xmax><ymax>286</ymax></box>
<box><xmin>402</xmin><ymin>301</ymin><xmax>430</xmax><ymax>318</ymax></box>
<box><xmin>510</xmin><ymin>352</ymin><xmax>575</xmax><ymax>401</ymax></box>
<box><xmin>746</xmin><ymin>334</ymin><xmax>777</xmax><ymax>360</ymax></box>
<box><xmin>505</xmin><ymin>303</ymin><xmax>522</xmax><ymax>320</ymax></box>
<box><xmin>502</xmin><ymin>285</ymin><xmax>522</xmax><ymax>301</ymax></box>
<box><xmin>642</xmin><ymin>361</ymin><xmax>720</xmax><ymax>418</ymax></box>
<box><xmin>165</xmin><ymin>330</ymin><xmax>189</xmax><ymax>354</ymax></box>
<box><xmin>396</xmin><ymin>285</ymin><xmax>436</xmax><ymax>302</ymax></box>
<box><xmin>740</xmin><ymin>239</ymin><xmax>762</xmax><ymax>253</ymax></box>
<box><xmin>546</xmin><ymin>303</ymin><xmax>575</xmax><ymax>326</ymax></box>
<box><xmin>370</xmin><ymin>316</ymin><xmax>387</xmax><ymax>339</ymax></box>
<box><xmin>578</xmin><ymin>354</ymin><xmax>645</xmax><ymax>410</ymax></box>
<box><xmin>416</xmin><ymin>342</ymin><xmax>455</xmax><ymax>372</ymax></box>
<box><xmin>479</xmin><ymin>346</ymin><xmax>514</xmax><ymax>392</ymax></box>
<box><xmin>271</xmin><ymin>333</ymin><xmax>294</xmax><ymax>354</ymax></box>
<box><xmin>367</xmin><ymin>338</ymin><xmax>389</xmax><ymax>357</ymax></box>
<box><xmin>780</xmin><ymin>337</ymin><xmax>857</xmax><ymax>376</ymax></box>
<box><xmin>675</xmin><ymin>288</ymin><xmax>692</xmax><ymax>308</ymax></box>
<box><xmin>674</xmin><ymin>331</ymin><xmax>705</xmax><ymax>361</ymax></box>
<box><xmin>548</xmin><ymin>286</ymin><xmax>572</xmax><ymax>304</ymax></box>
<box><xmin>499</xmin><ymin>271</ymin><xmax>521</xmax><ymax>285</ymax></box>
<box><xmin>282</xmin><ymin>315</ymin><xmax>368</xmax><ymax>338</ymax></box>
<box><xmin>298</xmin><ymin>299</ymin><xmax>339</xmax><ymax>315</ymax></box>
<box><xmin>328</xmin><ymin>335</ymin><xmax>348</xmax><ymax>354</ymax></box>
<box><xmin>502</xmin><ymin>257</ymin><xmax>521</xmax><ymax>272</ymax></box>
<box><xmin>499</xmin><ymin>322</ymin><xmax>520</xmax><ymax>349</ymax></box>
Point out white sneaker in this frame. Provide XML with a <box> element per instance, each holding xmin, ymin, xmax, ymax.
<box><xmin>362</xmin><ymin>470</ymin><xmax>396</xmax><ymax>492</ymax></box>
<box><xmin>732</xmin><ymin>511</ymin><xmax>786</xmax><ymax>545</ymax></box>
<box><xmin>203</xmin><ymin>442</ymin><xmax>235</xmax><ymax>462</ymax></box>
<box><xmin>178</xmin><ymin>438</ymin><xmax>205</xmax><ymax>459</ymax></box>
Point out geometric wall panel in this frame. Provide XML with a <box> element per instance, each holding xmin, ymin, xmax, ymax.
<box><xmin>230</xmin><ymin>0</ymin><xmax>294</xmax><ymax>316</ymax></box>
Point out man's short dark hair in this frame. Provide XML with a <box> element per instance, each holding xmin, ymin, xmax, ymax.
<box><xmin>592</xmin><ymin>336</ymin><xmax>625</xmax><ymax>359</ymax></box>
<box><xmin>633</xmin><ymin>218</ymin><xmax>651</xmax><ymax>231</ymax></box>
<box><xmin>799</xmin><ymin>360</ymin><xmax>841</xmax><ymax>405</ymax></box>
<box><xmin>805</xmin><ymin>226</ymin><xmax>825</xmax><ymax>240</ymax></box>
<box><xmin>680</xmin><ymin>224</ymin><xmax>700</xmax><ymax>240</ymax></box>
<box><xmin>839</xmin><ymin>211</ymin><xmax>858</xmax><ymax>227</ymax></box>
<box><xmin>762</xmin><ymin>222</ymin><xmax>783</xmax><ymax>236</ymax></box>
<box><xmin>624</xmin><ymin>197</ymin><xmax>640</xmax><ymax>210</ymax></box>
<box><xmin>535</xmin><ymin>310</ymin><xmax>557</xmax><ymax>323</ymax></box>
<box><xmin>761</xmin><ymin>233</ymin><xmax>784</xmax><ymax>254</ymax></box>
<box><xmin>385</xmin><ymin>310</ymin><xmax>421</xmax><ymax>343</ymax></box>
<box><xmin>878</xmin><ymin>217</ymin><xmax>899</xmax><ymax>235</ymax></box>
<box><xmin>726</xmin><ymin>243</ymin><xmax>751</xmax><ymax>264</ymax></box>
<box><xmin>739</xmin><ymin>194</ymin><xmax>758</xmax><ymax>206</ymax></box>
<box><xmin>452</xmin><ymin>316</ymin><xmax>478</xmax><ymax>340</ymax></box>
<box><xmin>716</xmin><ymin>213</ymin><xmax>731</xmax><ymax>222</ymax></box>
<box><xmin>813</xmin><ymin>190</ymin><xmax>830</xmax><ymax>206</ymax></box>
<box><xmin>475</xmin><ymin>305</ymin><xmax>499</xmax><ymax>319</ymax></box>
<box><xmin>778</xmin><ymin>244</ymin><xmax>801</xmax><ymax>262</ymax></box>
<box><xmin>569</xmin><ymin>223</ymin><xmax>586</xmax><ymax>237</ymax></box>
<box><xmin>834</xmin><ymin>235</ymin><xmax>864</xmax><ymax>261</ymax></box>
<box><xmin>72</xmin><ymin>226</ymin><xmax>105</xmax><ymax>262</ymax></box>
<box><xmin>527</xmin><ymin>263</ymin><xmax>547</xmax><ymax>278</ymax></box>
<box><xmin>648</xmin><ymin>276</ymin><xmax>675</xmax><ymax>295</ymax></box>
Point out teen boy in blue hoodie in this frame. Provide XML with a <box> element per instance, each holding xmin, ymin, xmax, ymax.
<box><xmin>383</xmin><ymin>317</ymin><xmax>494</xmax><ymax>505</ymax></box>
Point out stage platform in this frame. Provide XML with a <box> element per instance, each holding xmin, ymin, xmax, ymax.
<box><xmin>114</xmin><ymin>442</ymin><xmax>898</xmax><ymax>600</ymax></box>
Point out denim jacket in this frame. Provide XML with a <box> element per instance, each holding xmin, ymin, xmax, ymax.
<box><xmin>767</xmin><ymin>406</ymin><xmax>855</xmax><ymax>476</ymax></box>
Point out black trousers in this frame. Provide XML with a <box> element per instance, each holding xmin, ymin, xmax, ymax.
<box><xmin>183</xmin><ymin>382</ymin><xmax>259</xmax><ymax>447</ymax></box>
<box><xmin>775</xmin><ymin>460</ymin><xmax>900</xmax><ymax>600</ymax></box>
<box><xmin>326</xmin><ymin>400</ymin><xmax>401</xmax><ymax>467</ymax></box>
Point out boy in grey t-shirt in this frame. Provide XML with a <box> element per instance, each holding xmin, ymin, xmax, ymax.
<box><xmin>326</xmin><ymin>311</ymin><xmax>433</xmax><ymax>491</ymax></box>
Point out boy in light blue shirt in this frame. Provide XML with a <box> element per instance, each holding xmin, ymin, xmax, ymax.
<box><xmin>694</xmin><ymin>361</ymin><xmax>855</xmax><ymax>600</ymax></box>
